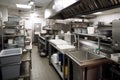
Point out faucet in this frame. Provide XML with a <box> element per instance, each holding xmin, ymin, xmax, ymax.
<box><xmin>85</xmin><ymin>47</ymin><xmax>93</xmax><ymax>54</ymax></box>
<box><xmin>97</xmin><ymin>32</ymin><xmax>101</xmax><ymax>55</ymax></box>
<box><xmin>87</xmin><ymin>47</ymin><xmax>100</xmax><ymax>55</ymax></box>
<box><xmin>93</xmin><ymin>48</ymin><xmax>101</xmax><ymax>55</ymax></box>
<box><xmin>73</xmin><ymin>34</ymin><xmax>78</xmax><ymax>48</ymax></box>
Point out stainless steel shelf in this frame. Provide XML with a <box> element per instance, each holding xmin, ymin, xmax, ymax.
<box><xmin>1</xmin><ymin>24</ymin><xmax>25</xmax><ymax>49</ymax></box>
<box><xmin>3</xmin><ymin>35</ymin><xmax>25</xmax><ymax>37</ymax></box>
<box><xmin>51</xmin><ymin>61</ymin><xmax>63</xmax><ymax>79</ymax></box>
<box><xmin>73</xmin><ymin>32</ymin><xmax>105</xmax><ymax>38</ymax></box>
<box><xmin>21</xmin><ymin>52</ymin><xmax>31</xmax><ymax>62</ymax></box>
<box><xmin>19</xmin><ymin>61</ymin><xmax>31</xmax><ymax>80</ymax></box>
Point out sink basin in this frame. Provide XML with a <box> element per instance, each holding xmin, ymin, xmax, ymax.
<box><xmin>67</xmin><ymin>50</ymin><xmax>104</xmax><ymax>63</ymax></box>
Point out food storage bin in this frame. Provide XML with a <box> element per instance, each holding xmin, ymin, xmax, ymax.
<box><xmin>0</xmin><ymin>48</ymin><xmax>22</xmax><ymax>64</ymax></box>
<box><xmin>1</xmin><ymin>63</ymin><xmax>20</xmax><ymax>80</ymax></box>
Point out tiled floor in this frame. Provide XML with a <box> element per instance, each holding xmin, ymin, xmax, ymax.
<box><xmin>31</xmin><ymin>46</ymin><xmax>61</xmax><ymax>80</ymax></box>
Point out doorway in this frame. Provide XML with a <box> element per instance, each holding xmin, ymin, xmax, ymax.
<box><xmin>33</xmin><ymin>23</ymin><xmax>41</xmax><ymax>43</ymax></box>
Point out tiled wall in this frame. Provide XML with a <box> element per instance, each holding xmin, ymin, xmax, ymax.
<box><xmin>89</xmin><ymin>13</ymin><xmax>120</xmax><ymax>25</ymax></box>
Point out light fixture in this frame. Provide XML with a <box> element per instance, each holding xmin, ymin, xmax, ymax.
<box><xmin>93</xmin><ymin>12</ymin><xmax>102</xmax><ymax>15</ymax></box>
<box><xmin>28</xmin><ymin>0</ymin><xmax>34</xmax><ymax>6</ymax></box>
<box><xmin>16</xmin><ymin>4</ymin><xmax>31</xmax><ymax>9</ymax></box>
<box><xmin>52</xmin><ymin>5</ymin><xmax>55</xmax><ymax>9</ymax></box>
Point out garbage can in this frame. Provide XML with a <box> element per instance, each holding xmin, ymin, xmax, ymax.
<box><xmin>1</xmin><ymin>63</ymin><xmax>21</xmax><ymax>80</ymax></box>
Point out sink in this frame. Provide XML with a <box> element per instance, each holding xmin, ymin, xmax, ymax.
<box><xmin>67</xmin><ymin>50</ymin><xmax>105</xmax><ymax>63</ymax></box>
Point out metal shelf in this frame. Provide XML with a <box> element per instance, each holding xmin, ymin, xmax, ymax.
<box><xmin>73</xmin><ymin>32</ymin><xmax>105</xmax><ymax>38</ymax></box>
<box><xmin>19</xmin><ymin>61</ymin><xmax>31</xmax><ymax>80</ymax></box>
<box><xmin>3</xmin><ymin>34</ymin><xmax>25</xmax><ymax>37</ymax></box>
<box><xmin>38</xmin><ymin>36</ymin><xmax>46</xmax><ymax>45</ymax></box>
<box><xmin>51</xmin><ymin>62</ymin><xmax>63</xmax><ymax>79</ymax></box>
<box><xmin>97</xmin><ymin>24</ymin><xmax>112</xmax><ymax>30</ymax></box>
<box><xmin>18</xmin><ymin>50</ymin><xmax>32</xmax><ymax>80</ymax></box>
<box><xmin>21</xmin><ymin>52</ymin><xmax>31</xmax><ymax>62</ymax></box>
<box><xmin>25</xmin><ymin>43</ymin><xmax>32</xmax><ymax>52</ymax></box>
<box><xmin>1</xmin><ymin>23</ymin><xmax>26</xmax><ymax>49</ymax></box>
<box><xmin>4</xmin><ymin>25</ymin><xmax>24</xmax><ymax>27</ymax></box>
<box><xmin>80</xmin><ymin>39</ymin><xmax>111</xmax><ymax>46</ymax></box>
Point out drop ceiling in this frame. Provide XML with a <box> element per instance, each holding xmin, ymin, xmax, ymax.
<box><xmin>0</xmin><ymin>0</ymin><xmax>53</xmax><ymax>17</ymax></box>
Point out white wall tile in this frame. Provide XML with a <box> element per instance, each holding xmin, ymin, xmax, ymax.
<box><xmin>89</xmin><ymin>13</ymin><xmax>120</xmax><ymax>25</ymax></box>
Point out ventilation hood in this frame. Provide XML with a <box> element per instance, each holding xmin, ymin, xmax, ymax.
<box><xmin>49</xmin><ymin>0</ymin><xmax>120</xmax><ymax>19</ymax></box>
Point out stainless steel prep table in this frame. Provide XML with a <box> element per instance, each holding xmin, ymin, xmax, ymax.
<box><xmin>65</xmin><ymin>49</ymin><xmax>109</xmax><ymax>80</ymax></box>
<box><xmin>48</xmin><ymin>39</ymin><xmax>114</xmax><ymax>80</ymax></box>
<box><xmin>48</xmin><ymin>40</ymin><xmax>75</xmax><ymax>80</ymax></box>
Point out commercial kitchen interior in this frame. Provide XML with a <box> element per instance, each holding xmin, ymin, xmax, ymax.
<box><xmin>0</xmin><ymin>0</ymin><xmax>120</xmax><ymax>80</ymax></box>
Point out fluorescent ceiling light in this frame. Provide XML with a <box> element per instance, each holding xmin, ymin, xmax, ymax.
<box><xmin>16</xmin><ymin>4</ymin><xmax>31</xmax><ymax>9</ymax></box>
<box><xmin>93</xmin><ymin>12</ymin><xmax>102</xmax><ymax>15</ymax></box>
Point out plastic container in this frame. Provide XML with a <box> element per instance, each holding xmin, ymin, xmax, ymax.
<box><xmin>8</xmin><ymin>39</ymin><xmax>13</xmax><ymax>44</ymax></box>
<box><xmin>64</xmin><ymin>32</ymin><xmax>71</xmax><ymax>44</ymax></box>
<box><xmin>58</xmin><ymin>53</ymin><xmax>63</xmax><ymax>62</ymax></box>
<box><xmin>1</xmin><ymin>63</ymin><xmax>20</xmax><ymax>80</ymax></box>
<box><xmin>74</xmin><ymin>28</ymin><xmax>78</xmax><ymax>33</ymax></box>
<box><xmin>82</xmin><ymin>28</ymin><xmax>87</xmax><ymax>34</ymax></box>
<box><xmin>8</xmin><ymin>17</ymin><xmax>20</xmax><ymax>22</ymax></box>
<box><xmin>0</xmin><ymin>48</ymin><xmax>22</xmax><ymax>64</ymax></box>
<box><xmin>15</xmin><ymin>37</ymin><xmax>24</xmax><ymax>47</ymax></box>
<box><xmin>25</xmin><ymin>41</ymin><xmax>30</xmax><ymax>45</ymax></box>
<box><xmin>51</xmin><ymin>53</ymin><xmax>58</xmax><ymax>64</ymax></box>
<box><xmin>4</xmin><ymin>29</ymin><xmax>16</xmax><ymax>34</ymax></box>
<box><xmin>87</xmin><ymin>27</ymin><xmax>94</xmax><ymax>34</ymax></box>
<box><xmin>6</xmin><ymin>44</ymin><xmax>17</xmax><ymax>49</ymax></box>
<box><xmin>111</xmin><ymin>53</ymin><xmax>120</xmax><ymax>62</ymax></box>
<box><xmin>4</xmin><ymin>21</ymin><xmax>19</xmax><ymax>25</ymax></box>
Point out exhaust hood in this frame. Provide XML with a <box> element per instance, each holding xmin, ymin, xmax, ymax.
<box><xmin>49</xmin><ymin>0</ymin><xmax>120</xmax><ymax>19</ymax></box>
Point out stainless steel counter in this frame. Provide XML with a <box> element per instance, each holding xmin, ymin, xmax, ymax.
<box><xmin>49</xmin><ymin>39</ymin><xmax>75</xmax><ymax>54</ymax></box>
<box><xmin>49</xmin><ymin>39</ymin><xmax>109</xmax><ymax>67</ymax></box>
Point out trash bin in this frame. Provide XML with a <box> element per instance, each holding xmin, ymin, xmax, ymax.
<box><xmin>0</xmin><ymin>48</ymin><xmax>22</xmax><ymax>64</ymax></box>
<box><xmin>1</xmin><ymin>63</ymin><xmax>21</xmax><ymax>80</ymax></box>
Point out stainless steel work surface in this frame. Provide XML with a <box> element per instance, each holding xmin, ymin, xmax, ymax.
<box><xmin>49</xmin><ymin>39</ymin><xmax>75</xmax><ymax>54</ymax></box>
<box><xmin>68</xmin><ymin>50</ymin><xmax>102</xmax><ymax>61</ymax></box>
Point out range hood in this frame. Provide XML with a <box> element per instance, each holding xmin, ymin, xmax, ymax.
<box><xmin>49</xmin><ymin>0</ymin><xmax>120</xmax><ymax>19</ymax></box>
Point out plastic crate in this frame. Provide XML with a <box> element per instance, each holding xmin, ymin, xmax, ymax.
<box><xmin>0</xmin><ymin>48</ymin><xmax>22</xmax><ymax>64</ymax></box>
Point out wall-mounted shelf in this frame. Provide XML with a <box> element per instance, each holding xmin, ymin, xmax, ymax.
<box><xmin>97</xmin><ymin>24</ymin><xmax>112</xmax><ymax>30</ymax></box>
<box><xmin>73</xmin><ymin>32</ymin><xmax>105</xmax><ymax>38</ymax></box>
